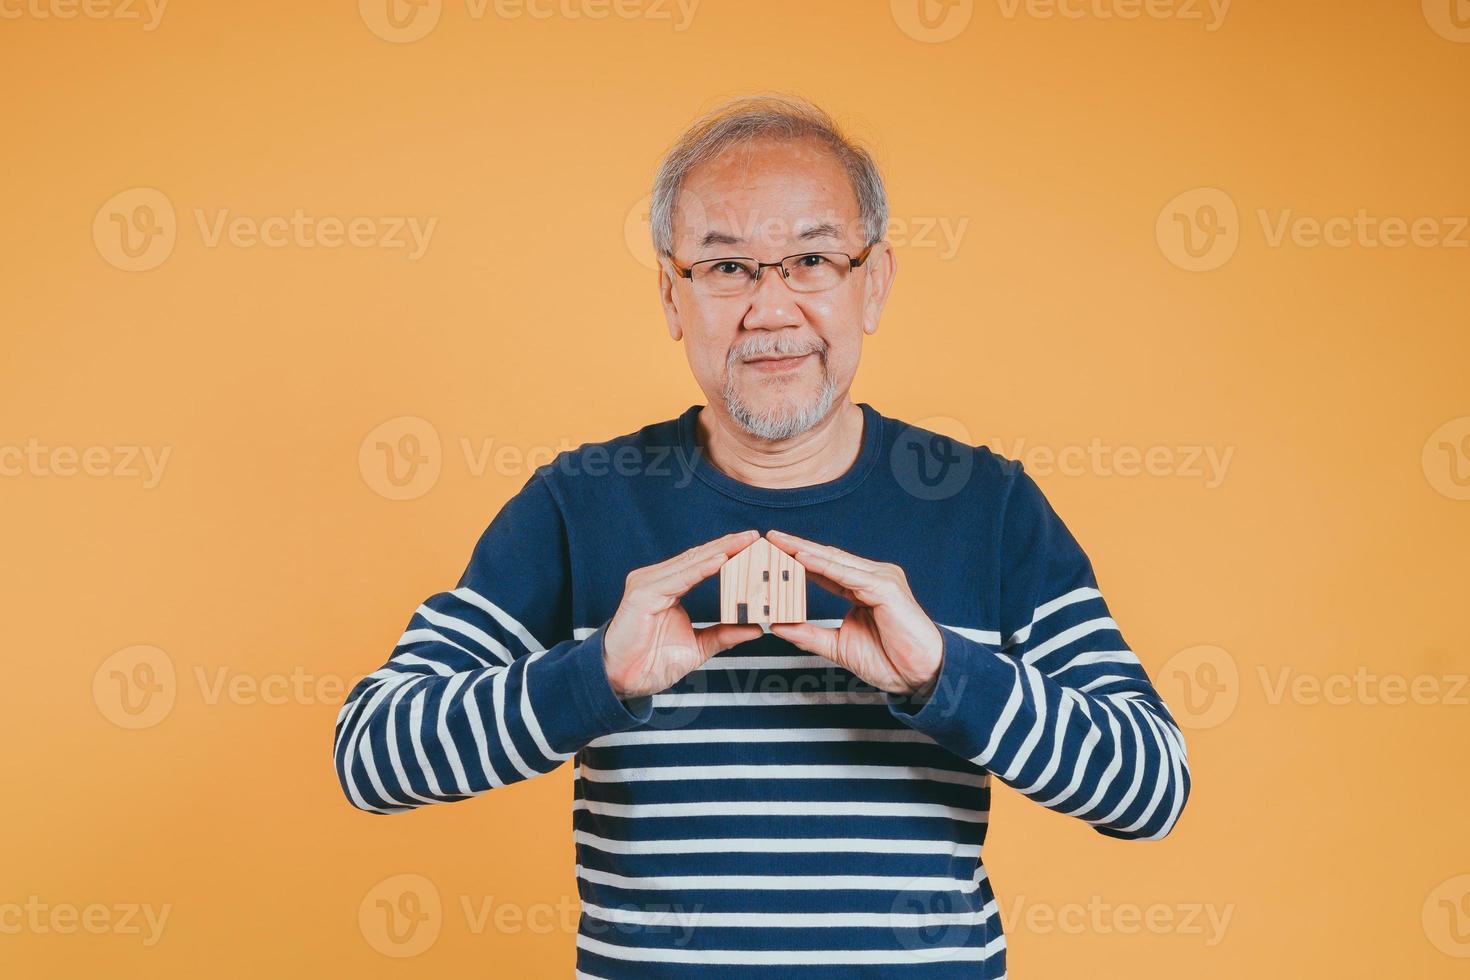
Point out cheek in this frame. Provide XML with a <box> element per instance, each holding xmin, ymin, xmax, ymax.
<box><xmin>799</xmin><ymin>290</ymin><xmax>859</xmax><ymax>325</ymax></box>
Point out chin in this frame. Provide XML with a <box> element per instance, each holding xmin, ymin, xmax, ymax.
<box><xmin>724</xmin><ymin>375</ymin><xmax>838</xmax><ymax>441</ymax></box>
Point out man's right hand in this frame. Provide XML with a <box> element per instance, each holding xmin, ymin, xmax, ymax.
<box><xmin>603</xmin><ymin>529</ymin><xmax>766</xmax><ymax>700</ymax></box>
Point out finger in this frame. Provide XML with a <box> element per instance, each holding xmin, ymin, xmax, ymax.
<box><xmin>767</xmin><ymin>621</ymin><xmax>842</xmax><ymax>666</ymax></box>
<box><xmin>694</xmin><ymin>623</ymin><xmax>765</xmax><ymax>661</ymax></box>
<box><xmin>807</xmin><ymin>571</ymin><xmax>858</xmax><ymax>605</ymax></box>
<box><xmin>763</xmin><ymin>530</ymin><xmax>868</xmax><ymax>591</ymax></box>
<box><xmin>784</xmin><ymin>548</ymin><xmax>892</xmax><ymax>607</ymax></box>
<box><xmin>643</xmin><ymin>530</ymin><xmax>759</xmax><ymax>599</ymax></box>
<box><xmin>652</xmin><ymin>529</ymin><xmax>759</xmax><ymax>575</ymax></box>
<box><xmin>766</xmin><ymin>529</ymin><xmax>882</xmax><ymax>573</ymax></box>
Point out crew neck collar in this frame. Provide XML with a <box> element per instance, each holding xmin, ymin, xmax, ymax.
<box><xmin>676</xmin><ymin>401</ymin><xmax>883</xmax><ymax>508</ymax></box>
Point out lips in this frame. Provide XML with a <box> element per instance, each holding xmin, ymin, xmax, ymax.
<box><xmin>745</xmin><ymin>353</ymin><xmax>810</xmax><ymax>364</ymax></box>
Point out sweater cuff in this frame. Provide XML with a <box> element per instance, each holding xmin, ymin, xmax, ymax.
<box><xmin>883</xmin><ymin>625</ymin><xmax>1022</xmax><ymax>761</ymax></box>
<box><xmin>527</xmin><ymin>621</ymin><xmax>653</xmax><ymax>752</ymax></box>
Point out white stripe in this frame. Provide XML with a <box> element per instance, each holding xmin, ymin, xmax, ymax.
<box><xmin>435</xmin><ymin>672</ymin><xmax>473</xmax><ymax>795</ymax></box>
<box><xmin>1046</xmin><ymin>693</ymin><xmax>1111</xmax><ymax>816</ymax></box>
<box><xmin>459</xmin><ymin>671</ymin><xmax>506</xmax><ymax>791</ymax></box>
<box><xmin>579</xmin><ymin>762</ymin><xmax>983</xmax><ymax>788</ymax></box>
<box><xmin>651</xmin><ymin>690</ymin><xmax>886</xmax><ymax>708</ymax></box>
<box><xmin>1113</xmin><ymin>708</ymin><xmax>1173</xmax><ymax>835</ymax></box>
<box><xmin>386</xmin><ymin>652</ymin><xmax>457</xmax><ymax>676</ymax></box>
<box><xmin>1050</xmin><ymin>649</ymin><xmax>1140</xmax><ymax>673</ymax></box>
<box><xmin>337</xmin><ymin>674</ymin><xmax>417</xmax><ymax>812</ymax></box>
<box><xmin>520</xmin><ymin>648</ymin><xmax>574</xmax><ymax>764</ymax></box>
<box><xmin>1014</xmin><ymin>688</ymin><xmax>1078</xmax><ymax>796</ymax></box>
<box><xmin>491</xmin><ymin>665</ymin><xmax>538</xmax><ymax>780</ymax></box>
<box><xmin>574</xmin><ymin>830</ymin><xmax>980</xmax><ymax>857</ymax></box>
<box><xmin>381</xmin><ymin>677</ymin><xmax>438</xmax><ymax>806</ymax></box>
<box><xmin>938</xmin><ymin>622</ymin><xmax>1003</xmax><ymax>646</ymax></box>
<box><xmin>451</xmin><ymin>586</ymin><xmax>547</xmax><ymax>653</ymax></box>
<box><xmin>408</xmin><ymin>689</ymin><xmax>447</xmax><ymax>798</ymax></box>
<box><xmin>576</xmin><ymin>931</ymin><xmax>1003</xmax><ymax>965</ymax></box>
<box><xmin>1091</xmin><ymin>696</ymin><xmax>1149</xmax><ymax>827</ymax></box>
<box><xmin>999</xmin><ymin>664</ymin><xmax>1051</xmax><ymax>781</ymax></box>
<box><xmin>1019</xmin><ymin>616</ymin><xmax>1118</xmax><ymax>667</ymax></box>
<box><xmin>394</xmin><ymin>627</ymin><xmax>481</xmax><ymax>663</ymax></box>
<box><xmin>590</xmin><ymin>726</ymin><xmax>936</xmax><ymax>748</ymax></box>
<box><xmin>972</xmin><ymin>653</ymin><xmax>1026</xmax><ymax>769</ymax></box>
<box><xmin>575</xmin><ymin>864</ymin><xmax>981</xmax><ymax>893</ymax></box>
<box><xmin>580</xmin><ymin>895</ymin><xmax>996</xmax><ymax>929</ymax></box>
<box><xmin>1052</xmin><ymin>695</ymin><xmax>1121</xmax><ymax>816</ymax></box>
<box><xmin>414</xmin><ymin>604</ymin><xmax>512</xmax><ymax>666</ymax></box>
<box><xmin>1004</xmin><ymin>586</ymin><xmax>1101</xmax><ymax>649</ymax></box>
<box><xmin>571</xmin><ymin>797</ymin><xmax>986</xmax><ymax>823</ymax></box>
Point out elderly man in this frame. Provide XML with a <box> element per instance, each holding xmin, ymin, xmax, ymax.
<box><xmin>333</xmin><ymin>94</ymin><xmax>1190</xmax><ymax>978</ymax></box>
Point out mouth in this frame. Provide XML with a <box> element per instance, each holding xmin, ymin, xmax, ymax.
<box><xmin>744</xmin><ymin>352</ymin><xmax>813</xmax><ymax>371</ymax></box>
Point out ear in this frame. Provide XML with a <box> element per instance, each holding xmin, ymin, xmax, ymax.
<box><xmin>658</xmin><ymin>258</ymin><xmax>684</xmax><ymax>341</ymax></box>
<box><xmin>860</xmin><ymin>241</ymin><xmax>896</xmax><ymax>336</ymax></box>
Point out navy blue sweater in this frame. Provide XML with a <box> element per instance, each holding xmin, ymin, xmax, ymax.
<box><xmin>333</xmin><ymin>401</ymin><xmax>1191</xmax><ymax>978</ymax></box>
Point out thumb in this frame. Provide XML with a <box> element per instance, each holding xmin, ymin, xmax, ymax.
<box><xmin>768</xmin><ymin>621</ymin><xmax>839</xmax><ymax>663</ymax></box>
<box><xmin>694</xmin><ymin>623</ymin><xmax>764</xmax><ymax>659</ymax></box>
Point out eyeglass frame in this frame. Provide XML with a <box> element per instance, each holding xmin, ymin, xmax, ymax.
<box><xmin>665</xmin><ymin>243</ymin><xmax>876</xmax><ymax>294</ymax></box>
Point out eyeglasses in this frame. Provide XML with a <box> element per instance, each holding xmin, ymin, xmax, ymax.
<box><xmin>667</xmin><ymin>245</ymin><xmax>874</xmax><ymax>298</ymax></box>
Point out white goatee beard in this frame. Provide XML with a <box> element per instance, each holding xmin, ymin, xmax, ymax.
<box><xmin>722</xmin><ymin>361</ymin><xmax>838</xmax><ymax>442</ymax></box>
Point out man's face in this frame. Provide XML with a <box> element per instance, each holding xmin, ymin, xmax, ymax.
<box><xmin>658</xmin><ymin>136</ymin><xmax>895</xmax><ymax>441</ymax></box>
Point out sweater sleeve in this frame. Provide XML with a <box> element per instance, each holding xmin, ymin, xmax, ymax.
<box><xmin>883</xmin><ymin>462</ymin><xmax>1192</xmax><ymax>841</ymax></box>
<box><xmin>332</xmin><ymin>469</ymin><xmax>654</xmax><ymax>814</ymax></box>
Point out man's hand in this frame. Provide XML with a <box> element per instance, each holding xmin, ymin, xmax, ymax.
<box><xmin>603</xmin><ymin>530</ymin><xmax>766</xmax><ymax>699</ymax></box>
<box><xmin>765</xmin><ymin>529</ymin><xmax>944</xmax><ymax>699</ymax></box>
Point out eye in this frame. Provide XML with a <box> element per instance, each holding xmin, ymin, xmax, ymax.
<box><xmin>711</xmin><ymin>261</ymin><xmax>751</xmax><ymax>276</ymax></box>
<box><xmin>796</xmin><ymin>253</ymin><xmax>832</xmax><ymax>268</ymax></box>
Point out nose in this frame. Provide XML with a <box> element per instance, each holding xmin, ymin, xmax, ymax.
<box><xmin>741</xmin><ymin>262</ymin><xmax>804</xmax><ymax>331</ymax></box>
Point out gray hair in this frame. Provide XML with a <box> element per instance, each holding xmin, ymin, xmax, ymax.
<box><xmin>649</xmin><ymin>93</ymin><xmax>889</xmax><ymax>258</ymax></box>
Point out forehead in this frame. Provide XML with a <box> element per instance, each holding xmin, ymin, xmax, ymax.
<box><xmin>674</xmin><ymin>136</ymin><xmax>861</xmax><ymax>251</ymax></box>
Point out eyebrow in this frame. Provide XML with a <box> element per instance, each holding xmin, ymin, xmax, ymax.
<box><xmin>697</xmin><ymin>222</ymin><xmax>845</xmax><ymax>251</ymax></box>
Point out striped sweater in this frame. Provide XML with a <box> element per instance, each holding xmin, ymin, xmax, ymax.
<box><xmin>333</xmin><ymin>401</ymin><xmax>1192</xmax><ymax>978</ymax></box>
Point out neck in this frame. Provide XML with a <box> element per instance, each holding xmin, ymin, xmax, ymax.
<box><xmin>694</xmin><ymin>398</ymin><xmax>864</xmax><ymax>490</ymax></box>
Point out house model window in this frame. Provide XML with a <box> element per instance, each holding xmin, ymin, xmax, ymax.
<box><xmin>719</xmin><ymin>536</ymin><xmax>807</xmax><ymax>625</ymax></box>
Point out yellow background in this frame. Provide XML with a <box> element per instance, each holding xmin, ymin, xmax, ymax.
<box><xmin>3</xmin><ymin>1</ymin><xmax>1468</xmax><ymax>976</ymax></box>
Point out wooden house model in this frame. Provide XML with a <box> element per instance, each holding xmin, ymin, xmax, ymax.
<box><xmin>719</xmin><ymin>536</ymin><xmax>806</xmax><ymax>625</ymax></box>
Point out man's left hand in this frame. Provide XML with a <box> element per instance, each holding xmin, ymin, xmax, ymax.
<box><xmin>764</xmin><ymin>529</ymin><xmax>944</xmax><ymax>700</ymax></box>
